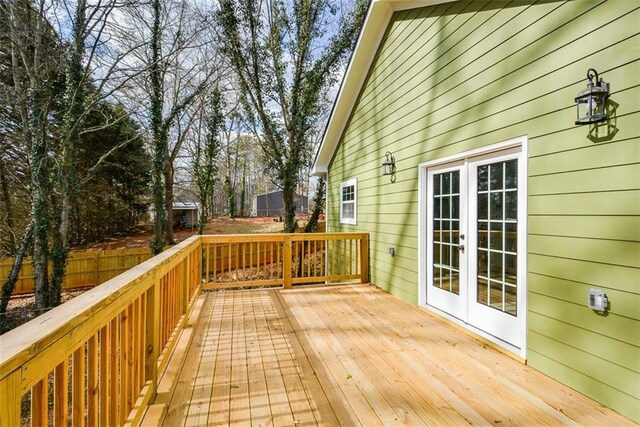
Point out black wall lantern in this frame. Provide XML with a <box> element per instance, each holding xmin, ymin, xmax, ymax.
<box><xmin>575</xmin><ymin>68</ymin><xmax>610</xmax><ymax>125</ymax></box>
<box><xmin>382</xmin><ymin>151</ymin><xmax>395</xmax><ymax>176</ymax></box>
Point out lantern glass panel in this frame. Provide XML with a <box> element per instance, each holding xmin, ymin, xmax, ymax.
<box><xmin>575</xmin><ymin>82</ymin><xmax>608</xmax><ymax>125</ymax></box>
<box><xmin>576</xmin><ymin>97</ymin><xmax>591</xmax><ymax>123</ymax></box>
<box><xmin>592</xmin><ymin>93</ymin><xmax>606</xmax><ymax>119</ymax></box>
<box><xmin>382</xmin><ymin>154</ymin><xmax>394</xmax><ymax>176</ymax></box>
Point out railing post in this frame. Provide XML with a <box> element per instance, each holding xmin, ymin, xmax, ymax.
<box><xmin>283</xmin><ymin>235</ymin><xmax>292</xmax><ymax>289</ymax></box>
<box><xmin>359</xmin><ymin>234</ymin><xmax>369</xmax><ymax>284</ymax></box>
<box><xmin>0</xmin><ymin>371</ymin><xmax>21</xmax><ymax>427</ymax></box>
<box><xmin>145</xmin><ymin>274</ymin><xmax>160</xmax><ymax>398</ymax></box>
<box><xmin>199</xmin><ymin>239</ymin><xmax>204</xmax><ymax>288</ymax></box>
<box><xmin>94</xmin><ymin>251</ymin><xmax>99</xmax><ymax>286</ymax></box>
<box><xmin>182</xmin><ymin>250</ymin><xmax>189</xmax><ymax>314</ymax></box>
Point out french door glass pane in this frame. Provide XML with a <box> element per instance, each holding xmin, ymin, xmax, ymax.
<box><xmin>477</xmin><ymin>159</ymin><xmax>518</xmax><ymax>316</ymax></box>
<box><xmin>489</xmin><ymin>222</ymin><xmax>503</xmax><ymax>251</ymax></box>
<box><xmin>433</xmin><ymin>170</ymin><xmax>460</xmax><ymax>295</ymax></box>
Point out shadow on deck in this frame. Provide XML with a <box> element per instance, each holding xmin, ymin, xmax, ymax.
<box><xmin>143</xmin><ymin>284</ymin><xmax>626</xmax><ymax>426</ymax></box>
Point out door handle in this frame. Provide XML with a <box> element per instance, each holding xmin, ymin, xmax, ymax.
<box><xmin>459</xmin><ymin>244</ymin><xmax>465</xmax><ymax>253</ymax></box>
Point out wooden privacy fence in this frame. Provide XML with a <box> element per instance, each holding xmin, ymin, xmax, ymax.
<box><xmin>0</xmin><ymin>232</ymin><xmax>369</xmax><ymax>426</ymax></box>
<box><xmin>0</xmin><ymin>247</ymin><xmax>154</xmax><ymax>295</ymax></box>
<box><xmin>201</xmin><ymin>232</ymin><xmax>369</xmax><ymax>290</ymax></box>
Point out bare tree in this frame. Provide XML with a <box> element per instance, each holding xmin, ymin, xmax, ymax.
<box><xmin>114</xmin><ymin>0</ymin><xmax>220</xmax><ymax>253</ymax></box>
<box><xmin>183</xmin><ymin>94</ymin><xmax>267</xmax><ymax>222</ymax></box>
<box><xmin>191</xmin><ymin>88</ymin><xmax>222</xmax><ymax>233</ymax></box>
<box><xmin>217</xmin><ymin>0</ymin><xmax>367</xmax><ymax>232</ymax></box>
<box><xmin>3</xmin><ymin>0</ymin><xmax>61</xmax><ymax>309</ymax></box>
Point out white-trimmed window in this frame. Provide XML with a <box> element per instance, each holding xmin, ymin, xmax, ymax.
<box><xmin>340</xmin><ymin>178</ymin><xmax>357</xmax><ymax>225</ymax></box>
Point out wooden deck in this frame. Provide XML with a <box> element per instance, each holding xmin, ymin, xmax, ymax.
<box><xmin>146</xmin><ymin>284</ymin><xmax>631</xmax><ymax>426</ymax></box>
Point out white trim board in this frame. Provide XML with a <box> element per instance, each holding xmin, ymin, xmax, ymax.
<box><xmin>418</xmin><ymin>136</ymin><xmax>528</xmax><ymax>359</ymax></box>
<box><xmin>418</xmin><ymin>135</ymin><xmax>528</xmax><ymax>169</ymax></box>
<box><xmin>339</xmin><ymin>178</ymin><xmax>358</xmax><ymax>225</ymax></box>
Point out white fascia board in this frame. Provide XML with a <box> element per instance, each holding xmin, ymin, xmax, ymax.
<box><xmin>313</xmin><ymin>0</ymin><xmax>456</xmax><ymax>174</ymax></box>
<box><xmin>311</xmin><ymin>164</ymin><xmax>328</xmax><ymax>177</ymax></box>
<box><xmin>385</xmin><ymin>0</ymin><xmax>458</xmax><ymax>12</ymax></box>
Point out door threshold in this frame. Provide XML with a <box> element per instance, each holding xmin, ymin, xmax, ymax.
<box><xmin>419</xmin><ymin>303</ymin><xmax>527</xmax><ymax>362</ymax></box>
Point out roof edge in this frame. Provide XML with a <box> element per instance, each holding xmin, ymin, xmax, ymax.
<box><xmin>311</xmin><ymin>164</ymin><xmax>328</xmax><ymax>177</ymax></box>
<box><xmin>313</xmin><ymin>0</ymin><xmax>456</xmax><ymax>174</ymax></box>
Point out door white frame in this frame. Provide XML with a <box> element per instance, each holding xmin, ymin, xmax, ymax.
<box><xmin>425</xmin><ymin>161</ymin><xmax>467</xmax><ymax>320</ymax></box>
<box><xmin>418</xmin><ymin>136</ymin><xmax>528</xmax><ymax>359</ymax></box>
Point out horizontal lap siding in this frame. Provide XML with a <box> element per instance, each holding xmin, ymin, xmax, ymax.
<box><xmin>327</xmin><ymin>0</ymin><xmax>640</xmax><ymax>421</ymax></box>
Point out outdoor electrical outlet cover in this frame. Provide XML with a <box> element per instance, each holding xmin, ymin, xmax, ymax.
<box><xmin>588</xmin><ymin>289</ymin><xmax>608</xmax><ymax>312</ymax></box>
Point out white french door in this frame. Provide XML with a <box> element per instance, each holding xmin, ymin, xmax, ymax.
<box><xmin>426</xmin><ymin>162</ymin><xmax>467</xmax><ymax>320</ymax></box>
<box><xmin>423</xmin><ymin>141</ymin><xmax>527</xmax><ymax>354</ymax></box>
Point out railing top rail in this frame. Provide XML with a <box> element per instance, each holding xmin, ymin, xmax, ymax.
<box><xmin>289</xmin><ymin>232</ymin><xmax>368</xmax><ymax>241</ymax></box>
<box><xmin>200</xmin><ymin>232</ymin><xmax>368</xmax><ymax>243</ymax></box>
<box><xmin>0</xmin><ymin>235</ymin><xmax>201</xmax><ymax>382</ymax></box>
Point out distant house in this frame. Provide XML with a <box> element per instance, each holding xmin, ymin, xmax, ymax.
<box><xmin>172</xmin><ymin>202</ymin><xmax>198</xmax><ymax>228</ymax></box>
<box><xmin>313</xmin><ymin>0</ymin><xmax>639</xmax><ymax>422</ymax></box>
<box><xmin>252</xmin><ymin>191</ymin><xmax>308</xmax><ymax>217</ymax></box>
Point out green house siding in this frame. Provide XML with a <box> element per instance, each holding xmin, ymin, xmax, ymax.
<box><xmin>327</xmin><ymin>0</ymin><xmax>639</xmax><ymax>422</ymax></box>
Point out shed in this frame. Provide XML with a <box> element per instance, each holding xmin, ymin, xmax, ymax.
<box><xmin>251</xmin><ymin>191</ymin><xmax>309</xmax><ymax>217</ymax></box>
<box><xmin>172</xmin><ymin>202</ymin><xmax>199</xmax><ymax>228</ymax></box>
<box><xmin>313</xmin><ymin>0</ymin><xmax>639</xmax><ymax>422</ymax></box>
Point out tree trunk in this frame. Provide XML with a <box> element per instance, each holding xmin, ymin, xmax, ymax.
<box><xmin>304</xmin><ymin>177</ymin><xmax>324</xmax><ymax>233</ymax></box>
<box><xmin>197</xmin><ymin>207</ymin><xmax>207</xmax><ymax>235</ymax></box>
<box><xmin>282</xmin><ymin>174</ymin><xmax>297</xmax><ymax>233</ymax></box>
<box><xmin>150</xmin><ymin>131</ymin><xmax>168</xmax><ymax>254</ymax></box>
<box><xmin>149</xmin><ymin>0</ymin><xmax>167</xmax><ymax>255</ymax></box>
<box><xmin>29</xmin><ymin>80</ymin><xmax>51</xmax><ymax>310</ymax></box>
<box><xmin>8</xmin><ymin>0</ymin><xmax>52</xmax><ymax>310</ymax></box>
<box><xmin>49</xmin><ymin>221</ymin><xmax>67</xmax><ymax>307</ymax></box>
<box><xmin>164</xmin><ymin>160</ymin><xmax>175</xmax><ymax>244</ymax></box>
<box><xmin>0</xmin><ymin>157</ymin><xmax>16</xmax><ymax>253</ymax></box>
<box><xmin>239</xmin><ymin>162</ymin><xmax>246</xmax><ymax>217</ymax></box>
<box><xmin>224</xmin><ymin>175</ymin><xmax>235</xmax><ymax>218</ymax></box>
<box><xmin>31</xmin><ymin>124</ymin><xmax>50</xmax><ymax>310</ymax></box>
<box><xmin>0</xmin><ymin>222</ymin><xmax>34</xmax><ymax>328</ymax></box>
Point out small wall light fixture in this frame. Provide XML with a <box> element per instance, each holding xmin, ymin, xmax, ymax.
<box><xmin>575</xmin><ymin>68</ymin><xmax>610</xmax><ymax>125</ymax></box>
<box><xmin>382</xmin><ymin>151</ymin><xmax>395</xmax><ymax>176</ymax></box>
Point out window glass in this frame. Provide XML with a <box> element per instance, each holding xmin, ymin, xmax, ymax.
<box><xmin>340</xmin><ymin>179</ymin><xmax>357</xmax><ymax>224</ymax></box>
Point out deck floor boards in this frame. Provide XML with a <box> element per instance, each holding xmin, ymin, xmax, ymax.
<box><xmin>154</xmin><ymin>284</ymin><xmax>631</xmax><ymax>426</ymax></box>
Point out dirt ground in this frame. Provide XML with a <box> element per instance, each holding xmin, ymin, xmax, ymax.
<box><xmin>76</xmin><ymin>216</ymin><xmax>297</xmax><ymax>251</ymax></box>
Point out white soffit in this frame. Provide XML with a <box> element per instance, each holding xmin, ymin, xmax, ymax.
<box><xmin>312</xmin><ymin>0</ymin><xmax>456</xmax><ymax>176</ymax></box>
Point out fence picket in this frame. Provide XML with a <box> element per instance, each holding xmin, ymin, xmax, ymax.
<box><xmin>0</xmin><ymin>247</ymin><xmax>155</xmax><ymax>295</ymax></box>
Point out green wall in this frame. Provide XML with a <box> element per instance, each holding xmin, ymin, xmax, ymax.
<box><xmin>327</xmin><ymin>0</ymin><xmax>639</xmax><ymax>421</ymax></box>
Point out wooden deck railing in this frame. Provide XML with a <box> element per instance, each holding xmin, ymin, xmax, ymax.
<box><xmin>0</xmin><ymin>236</ymin><xmax>202</xmax><ymax>427</ymax></box>
<box><xmin>0</xmin><ymin>232</ymin><xmax>368</xmax><ymax>426</ymax></box>
<box><xmin>201</xmin><ymin>233</ymin><xmax>369</xmax><ymax>289</ymax></box>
